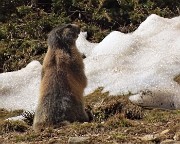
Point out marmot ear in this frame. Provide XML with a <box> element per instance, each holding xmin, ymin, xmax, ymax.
<box><xmin>47</xmin><ymin>29</ymin><xmax>62</xmax><ymax>49</ymax></box>
<box><xmin>55</xmin><ymin>30</ymin><xmax>62</xmax><ymax>41</ymax></box>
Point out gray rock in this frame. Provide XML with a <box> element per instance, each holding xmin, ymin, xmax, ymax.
<box><xmin>140</xmin><ymin>134</ymin><xmax>159</xmax><ymax>141</ymax></box>
<box><xmin>68</xmin><ymin>136</ymin><xmax>90</xmax><ymax>144</ymax></box>
<box><xmin>160</xmin><ymin>139</ymin><xmax>180</xmax><ymax>144</ymax></box>
<box><xmin>174</xmin><ymin>132</ymin><xmax>180</xmax><ymax>141</ymax></box>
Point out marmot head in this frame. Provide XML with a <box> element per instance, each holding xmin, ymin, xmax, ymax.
<box><xmin>47</xmin><ymin>24</ymin><xmax>80</xmax><ymax>54</ymax></box>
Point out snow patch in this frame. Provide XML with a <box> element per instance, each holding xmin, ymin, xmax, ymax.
<box><xmin>0</xmin><ymin>14</ymin><xmax>180</xmax><ymax>111</ymax></box>
<box><xmin>76</xmin><ymin>32</ymin><xmax>97</xmax><ymax>57</ymax></box>
<box><xmin>0</xmin><ymin>61</ymin><xmax>41</xmax><ymax>111</ymax></box>
<box><xmin>84</xmin><ymin>14</ymin><xmax>180</xmax><ymax>109</ymax></box>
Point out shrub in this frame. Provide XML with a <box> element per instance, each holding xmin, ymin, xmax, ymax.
<box><xmin>0</xmin><ymin>0</ymin><xmax>180</xmax><ymax>72</ymax></box>
<box><xmin>0</xmin><ymin>0</ymin><xmax>30</xmax><ymax>22</ymax></box>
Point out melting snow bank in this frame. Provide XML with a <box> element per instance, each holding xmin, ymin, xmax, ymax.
<box><xmin>0</xmin><ymin>14</ymin><xmax>180</xmax><ymax>111</ymax></box>
<box><xmin>84</xmin><ymin>14</ymin><xmax>180</xmax><ymax>109</ymax></box>
<box><xmin>0</xmin><ymin>61</ymin><xmax>41</xmax><ymax>111</ymax></box>
<box><xmin>76</xmin><ymin>32</ymin><xmax>98</xmax><ymax>57</ymax></box>
<box><xmin>129</xmin><ymin>89</ymin><xmax>180</xmax><ymax>109</ymax></box>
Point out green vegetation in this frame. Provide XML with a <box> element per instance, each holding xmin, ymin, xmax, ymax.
<box><xmin>0</xmin><ymin>0</ymin><xmax>179</xmax><ymax>72</ymax></box>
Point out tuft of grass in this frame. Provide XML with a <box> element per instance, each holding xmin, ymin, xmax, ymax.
<box><xmin>105</xmin><ymin>114</ymin><xmax>133</xmax><ymax>129</ymax></box>
<box><xmin>111</xmin><ymin>132</ymin><xmax>127</xmax><ymax>141</ymax></box>
<box><xmin>14</xmin><ymin>133</ymin><xmax>39</xmax><ymax>143</ymax></box>
<box><xmin>144</xmin><ymin>109</ymin><xmax>178</xmax><ymax>123</ymax></box>
<box><xmin>84</xmin><ymin>87</ymin><xmax>109</xmax><ymax>107</ymax></box>
<box><xmin>124</xmin><ymin>104</ymin><xmax>144</xmax><ymax>120</ymax></box>
<box><xmin>85</xmin><ymin>88</ymin><xmax>144</xmax><ymax>122</ymax></box>
<box><xmin>0</xmin><ymin>120</ymin><xmax>28</xmax><ymax>134</ymax></box>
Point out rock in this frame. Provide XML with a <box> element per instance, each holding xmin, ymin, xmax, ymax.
<box><xmin>141</xmin><ymin>130</ymin><xmax>180</xmax><ymax>143</ymax></box>
<box><xmin>140</xmin><ymin>134</ymin><xmax>159</xmax><ymax>141</ymax></box>
<box><xmin>160</xmin><ymin>129</ymin><xmax>170</xmax><ymax>135</ymax></box>
<box><xmin>174</xmin><ymin>132</ymin><xmax>180</xmax><ymax>141</ymax></box>
<box><xmin>68</xmin><ymin>137</ymin><xmax>90</xmax><ymax>144</ymax></box>
<box><xmin>160</xmin><ymin>139</ymin><xmax>180</xmax><ymax>144</ymax></box>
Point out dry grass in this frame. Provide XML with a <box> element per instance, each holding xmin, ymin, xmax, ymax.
<box><xmin>0</xmin><ymin>88</ymin><xmax>180</xmax><ymax>143</ymax></box>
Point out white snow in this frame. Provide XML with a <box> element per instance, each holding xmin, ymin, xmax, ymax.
<box><xmin>6</xmin><ymin>115</ymin><xmax>24</xmax><ymax>121</ymax></box>
<box><xmin>84</xmin><ymin>14</ymin><xmax>180</xmax><ymax>109</ymax></box>
<box><xmin>0</xmin><ymin>61</ymin><xmax>41</xmax><ymax>111</ymax></box>
<box><xmin>0</xmin><ymin>14</ymin><xmax>180</xmax><ymax>111</ymax></box>
<box><xmin>76</xmin><ymin>32</ymin><xmax>98</xmax><ymax>57</ymax></box>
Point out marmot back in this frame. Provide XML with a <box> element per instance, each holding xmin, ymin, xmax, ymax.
<box><xmin>33</xmin><ymin>24</ymin><xmax>89</xmax><ymax>132</ymax></box>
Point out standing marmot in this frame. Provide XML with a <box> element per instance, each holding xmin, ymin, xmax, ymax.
<box><xmin>33</xmin><ymin>24</ymin><xmax>89</xmax><ymax>132</ymax></box>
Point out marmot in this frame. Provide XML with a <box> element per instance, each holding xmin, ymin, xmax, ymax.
<box><xmin>33</xmin><ymin>24</ymin><xmax>89</xmax><ymax>132</ymax></box>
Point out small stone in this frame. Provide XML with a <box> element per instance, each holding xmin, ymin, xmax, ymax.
<box><xmin>174</xmin><ymin>132</ymin><xmax>180</xmax><ymax>141</ymax></box>
<box><xmin>140</xmin><ymin>134</ymin><xmax>159</xmax><ymax>141</ymax></box>
<box><xmin>160</xmin><ymin>139</ymin><xmax>180</xmax><ymax>144</ymax></box>
<box><xmin>160</xmin><ymin>129</ymin><xmax>170</xmax><ymax>135</ymax></box>
<box><xmin>48</xmin><ymin>138</ymin><xmax>60</xmax><ymax>144</ymax></box>
<box><xmin>68</xmin><ymin>136</ymin><xmax>90</xmax><ymax>144</ymax></box>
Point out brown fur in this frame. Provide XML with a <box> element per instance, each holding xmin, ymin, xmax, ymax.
<box><xmin>33</xmin><ymin>24</ymin><xmax>89</xmax><ymax>132</ymax></box>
